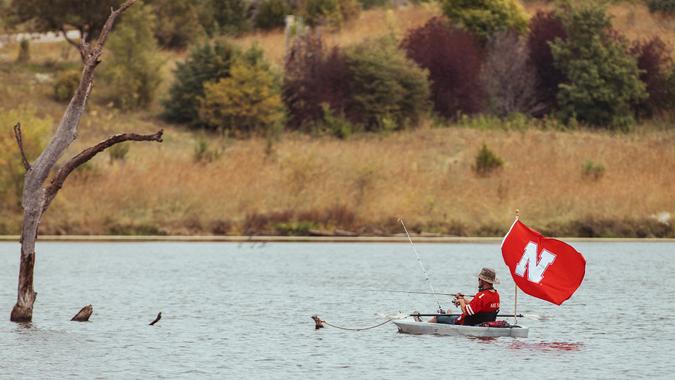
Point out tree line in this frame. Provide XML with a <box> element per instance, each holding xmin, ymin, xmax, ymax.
<box><xmin>6</xmin><ymin>0</ymin><xmax>675</xmax><ymax>136</ymax></box>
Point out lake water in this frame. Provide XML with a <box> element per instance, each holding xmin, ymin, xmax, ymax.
<box><xmin>0</xmin><ymin>241</ymin><xmax>673</xmax><ymax>379</ymax></box>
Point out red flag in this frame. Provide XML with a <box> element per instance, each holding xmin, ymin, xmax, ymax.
<box><xmin>501</xmin><ymin>219</ymin><xmax>586</xmax><ymax>305</ymax></box>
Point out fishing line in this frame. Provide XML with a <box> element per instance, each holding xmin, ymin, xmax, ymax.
<box><xmin>399</xmin><ymin>218</ymin><xmax>443</xmax><ymax>311</ymax></box>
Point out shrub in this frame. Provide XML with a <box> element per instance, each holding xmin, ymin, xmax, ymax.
<box><xmin>100</xmin><ymin>4</ymin><xmax>163</xmax><ymax>110</ymax></box>
<box><xmin>647</xmin><ymin>0</ymin><xmax>675</xmax><ymax>14</ymax></box>
<box><xmin>473</xmin><ymin>143</ymin><xmax>503</xmax><ymax>176</ymax></box>
<box><xmin>52</xmin><ymin>70</ymin><xmax>80</xmax><ymax>103</ymax></box>
<box><xmin>481</xmin><ymin>31</ymin><xmax>540</xmax><ymax>117</ymax></box>
<box><xmin>550</xmin><ymin>6</ymin><xmax>647</xmax><ymax>129</ymax></box>
<box><xmin>345</xmin><ymin>37</ymin><xmax>431</xmax><ymax>131</ymax></box>
<box><xmin>283</xmin><ymin>34</ymin><xmax>351</xmax><ymax>130</ymax></box>
<box><xmin>441</xmin><ymin>0</ymin><xmax>528</xmax><ymax>43</ymax></box>
<box><xmin>201</xmin><ymin>0</ymin><xmax>251</xmax><ymax>35</ymax></box>
<box><xmin>163</xmin><ymin>41</ymin><xmax>237</xmax><ymax>125</ymax></box>
<box><xmin>401</xmin><ymin>17</ymin><xmax>484</xmax><ymax>118</ymax></box>
<box><xmin>255</xmin><ymin>0</ymin><xmax>292</xmax><ymax>30</ymax></box>
<box><xmin>630</xmin><ymin>37</ymin><xmax>674</xmax><ymax>117</ymax></box>
<box><xmin>301</xmin><ymin>0</ymin><xmax>360</xmax><ymax>28</ymax></box>
<box><xmin>193</xmin><ymin>134</ymin><xmax>223</xmax><ymax>163</ymax></box>
<box><xmin>358</xmin><ymin>0</ymin><xmax>389</xmax><ymax>9</ymax></box>
<box><xmin>581</xmin><ymin>160</ymin><xmax>605</xmax><ymax>181</ymax></box>
<box><xmin>152</xmin><ymin>0</ymin><xmax>204</xmax><ymax>49</ymax></box>
<box><xmin>527</xmin><ymin>11</ymin><xmax>567</xmax><ymax>113</ymax></box>
<box><xmin>17</xmin><ymin>39</ymin><xmax>29</xmax><ymax>63</ymax></box>
<box><xmin>198</xmin><ymin>49</ymin><xmax>285</xmax><ymax>136</ymax></box>
<box><xmin>321</xmin><ymin>103</ymin><xmax>352</xmax><ymax>138</ymax></box>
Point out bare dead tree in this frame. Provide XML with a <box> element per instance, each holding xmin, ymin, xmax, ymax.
<box><xmin>9</xmin><ymin>0</ymin><xmax>163</xmax><ymax>323</ymax></box>
<box><xmin>480</xmin><ymin>31</ymin><xmax>546</xmax><ymax>118</ymax></box>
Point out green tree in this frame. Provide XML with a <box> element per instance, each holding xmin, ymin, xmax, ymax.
<box><xmin>301</xmin><ymin>0</ymin><xmax>361</xmax><ymax>28</ymax></box>
<box><xmin>198</xmin><ymin>48</ymin><xmax>285</xmax><ymax>135</ymax></box>
<box><xmin>151</xmin><ymin>0</ymin><xmax>205</xmax><ymax>49</ymax></box>
<box><xmin>255</xmin><ymin>0</ymin><xmax>292</xmax><ymax>30</ymax></box>
<box><xmin>201</xmin><ymin>0</ymin><xmax>251</xmax><ymax>35</ymax></box>
<box><xmin>100</xmin><ymin>4</ymin><xmax>163</xmax><ymax>110</ymax></box>
<box><xmin>345</xmin><ymin>37</ymin><xmax>431</xmax><ymax>131</ymax></box>
<box><xmin>162</xmin><ymin>41</ymin><xmax>237</xmax><ymax>125</ymax></box>
<box><xmin>647</xmin><ymin>0</ymin><xmax>675</xmax><ymax>15</ymax></box>
<box><xmin>441</xmin><ymin>0</ymin><xmax>528</xmax><ymax>42</ymax></box>
<box><xmin>550</xmin><ymin>6</ymin><xmax>647</xmax><ymax>128</ymax></box>
<box><xmin>10</xmin><ymin>0</ymin><xmax>126</xmax><ymax>45</ymax></box>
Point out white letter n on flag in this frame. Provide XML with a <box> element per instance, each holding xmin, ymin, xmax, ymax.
<box><xmin>515</xmin><ymin>242</ymin><xmax>556</xmax><ymax>284</ymax></box>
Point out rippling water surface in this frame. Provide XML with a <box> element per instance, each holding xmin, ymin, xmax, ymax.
<box><xmin>1</xmin><ymin>242</ymin><xmax>673</xmax><ymax>379</ymax></box>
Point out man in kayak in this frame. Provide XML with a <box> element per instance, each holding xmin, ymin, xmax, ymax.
<box><xmin>425</xmin><ymin>267</ymin><xmax>501</xmax><ymax>326</ymax></box>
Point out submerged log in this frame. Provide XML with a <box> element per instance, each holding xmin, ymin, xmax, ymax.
<box><xmin>71</xmin><ymin>304</ymin><xmax>93</xmax><ymax>321</ymax></box>
<box><xmin>149</xmin><ymin>312</ymin><xmax>162</xmax><ymax>326</ymax></box>
<box><xmin>311</xmin><ymin>315</ymin><xmax>324</xmax><ymax>330</ymax></box>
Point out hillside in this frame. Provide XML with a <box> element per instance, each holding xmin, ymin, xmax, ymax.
<box><xmin>0</xmin><ymin>2</ymin><xmax>673</xmax><ymax>237</ymax></box>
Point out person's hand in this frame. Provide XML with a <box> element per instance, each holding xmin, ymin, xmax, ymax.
<box><xmin>452</xmin><ymin>298</ymin><xmax>460</xmax><ymax>307</ymax></box>
<box><xmin>455</xmin><ymin>292</ymin><xmax>464</xmax><ymax>299</ymax></box>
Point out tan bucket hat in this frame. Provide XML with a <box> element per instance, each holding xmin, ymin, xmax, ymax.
<box><xmin>478</xmin><ymin>267</ymin><xmax>500</xmax><ymax>284</ymax></box>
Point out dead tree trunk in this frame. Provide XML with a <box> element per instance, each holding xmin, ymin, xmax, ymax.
<box><xmin>9</xmin><ymin>0</ymin><xmax>163</xmax><ymax>323</ymax></box>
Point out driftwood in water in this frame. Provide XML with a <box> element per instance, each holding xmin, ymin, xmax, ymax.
<box><xmin>9</xmin><ymin>0</ymin><xmax>163</xmax><ymax>323</ymax></box>
<box><xmin>311</xmin><ymin>315</ymin><xmax>324</xmax><ymax>329</ymax></box>
<box><xmin>149</xmin><ymin>312</ymin><xmax>162</xmax><ymax>326</ymax></box>
<box><xmin>71</xmin><ymin>305</ymin><xmax>93</xmax><ymax>321</ymax></box>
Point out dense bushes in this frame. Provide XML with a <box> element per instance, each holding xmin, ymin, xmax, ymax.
<box><xmin>647</xmin><ymin>0</ymin><xmax>675</xmax><ymax>14</ymax></box>
<box><xmin>550</xmin><ymin>7</ymin><xmax>647</xmax><ymax>128</ymax></box>
<box><xmin>160</xmin><ymin>3</ymin><xmax>673</xmax><ymax>136</ymax></box>
<box><xmin>630</xmin><ymin>37</ymin><xmax>674</xmax><ymax>117</ymax></box>
<box><xmin>345</xmin><ymin>38</ymin><xmax>431</xmax><ymax>131</ymax></box>
<box><xmin>199</xmin><ymin>49</ymin><xmax>284</xmax><ymax>135</ymax></box>
<box><xmin>527</xmin><ymin>11</ymin><xmax>567</xmax><ymax>112</ymax></box>
<box><xmin>481</xmin><ymin>31</ymin><xmax>540</xmax><ymax>117</ymax></box>
<box><xmin>401</xmin><ymin>17</ymin><xmax>484</xmax><ymax>118</ymax></box>
<box><xmin>153</xmin><ymin>0</ymin><xmax>204</xmax><ymax>49</ymax></box>
<box><xmin>301</xmin><ymin>0</ymin><xmax>361</xmax><ymax>28</ymax></box>
<box><xmin>283</xmin><ymin>35</ymin><xmax>350</xmax><ymax>130</ymax></box>
<box><xmin>163</xmin><ymin>41</ymin><xmax>237</xmax><ymax>125</ymax></box>
<box><xmin>101</xmin><ymin>4</ymin><xmax>163</xmax><ymax>110</ymax></box>
<box><xmin>442</xmin><ymin>0</ymin><xmax>528</xmax><ymax>42</ymax></box>
<box><xmin>283</xmin><ymin>36</ymin><xmax>429</xmax><ymax>132</ymax></box>
<box><xmin>255</xmin><ymin>0</ymin><xmax>292</xmax><ymax>30</ymax></box>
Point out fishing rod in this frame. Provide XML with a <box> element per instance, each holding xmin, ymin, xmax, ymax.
<box><xmin>354</xmin><ymin>288</ymin><xmax>474</xmax><ymax>298</ymax></box>
<box><xmin>400</xmin><ymin>218</ymin><xmax>443</xmax><ymax>311</ymax></box>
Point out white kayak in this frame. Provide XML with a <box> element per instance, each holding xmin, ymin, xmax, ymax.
<box><xmin>394</xmin><ymin>318</ymin><xmax>529</xmax><ymax>338</ymax></box>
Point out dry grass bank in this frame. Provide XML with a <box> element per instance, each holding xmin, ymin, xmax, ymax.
<box><xmin>21</xmin><ymin>125</ymin><xmax>670</xmax><ymax>237</ymax></box>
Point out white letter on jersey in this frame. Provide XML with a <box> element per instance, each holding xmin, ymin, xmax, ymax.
<box><xmin>515</xmin><ymin>242</ymin><xmax>556</xmax><ymax>283</ymax></box>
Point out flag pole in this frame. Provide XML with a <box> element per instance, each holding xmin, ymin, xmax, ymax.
<box><xmin>513</xmin><ymin>209</ymin><xmax>520</xmax><ymax>326</ymax></box>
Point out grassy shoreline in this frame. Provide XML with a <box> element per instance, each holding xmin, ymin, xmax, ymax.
<box><xmin>0</xmin><ymin>235</ymin><xmax>673</xmax><ymax>243</ymax></box>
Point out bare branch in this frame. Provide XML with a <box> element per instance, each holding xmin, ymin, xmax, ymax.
<box><xmin>13</xmin><ymin>123</ymin><xmax>31</xmax><ymax>172</ymax></box>
<box><xmin>28</xmin><ymin>0</ymin><xmax>139</xmax><ymax>190</ymax></box>
<box><xmin>60</xmin><ymin>27</ymin><xmax>80</xmax><ymax>49</ymax></box>
<box><xmin>89</xmin><ymin>0</ymin><xmax>138</xmax><ymax>64</ymax></box>
<box><xmin>42</xmin><ymin>129</ymin><xmax>163</xmax><ymax>212</ymax></box>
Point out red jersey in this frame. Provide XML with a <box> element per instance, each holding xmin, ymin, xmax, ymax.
<box><xmin>455</xmin><ymin>289</ymin><xmax>500</xmax><ymax>325</ymax></box>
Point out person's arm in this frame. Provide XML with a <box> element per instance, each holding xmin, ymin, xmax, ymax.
<box><xmin>455</xmin><ymin>293</ymin><xmax>482</xmax><ymax>313</ymax></box>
